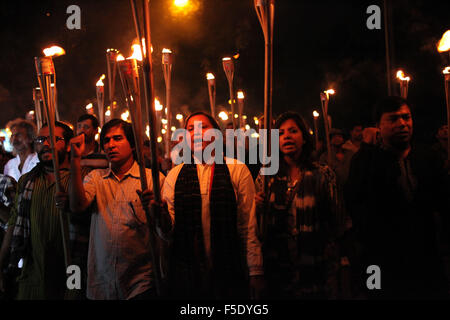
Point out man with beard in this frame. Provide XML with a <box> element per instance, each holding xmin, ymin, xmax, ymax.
<box><xmin>4</xmin><ymin>118</ymin><xmax>39</xmax><ymax>183</ymax></box>
<box><xmin>345</xmin><ymin>96</ymin><xmax>449</xmax><ymax>299</ymax></box>
<box><xmin>0</xmin><ymin>122</ymin><xmax>78</xmax><ymax>299</ymax></box>
<box><xmin>75</xmin><ymin>114</ymin><xmax>108</xmax><ymax>170</ymax></box>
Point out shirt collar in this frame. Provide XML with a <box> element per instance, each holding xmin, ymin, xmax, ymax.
<box><xmin>101</xmin><ymin>160</ymin><xmax>140</xmax><ymax>180</ymax></box>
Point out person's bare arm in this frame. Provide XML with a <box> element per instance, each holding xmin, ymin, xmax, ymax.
<box><xmin>69</xmin><ymin>134</ymin><xmax>90</xmax><ymax>213</ymax></box>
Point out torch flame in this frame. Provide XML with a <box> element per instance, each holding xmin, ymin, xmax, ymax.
<box><xmin>233</xmin><ymin>53</ymin><xmax>240</xmax><ymax>59</ymax></box>
<box><xmin>218</xmin><ymin>111</ymin><xmax>229</xmax><ymax>121</ymax></box>
<box><xmin>206</xmin><ymin>73</ymin><xmax>215</xmax><ymax>80</ymax></box>
<box><xmin>437</xmin><ymin>30</ymin><xmax>450</xmax><ymax>53</ymax></box>
<box><xmin>116</xmin><ymin>54</ymin><xmax>125</xmax><ymax>62</ymax></box>
<box><xmin>396</xmin><ymin>70</ymin><xmax>411</xmax><ymax>81</ymax></box>
<box><xmin>96</xmin><ymin>74</ymin><xmax>106</xmax><ymax>87</ymax></box>
<box><xmin>237</xmin><ymin>91</ymin><xmax>245</xmax><ymax>99</ymax></box>
<box><xmin>86</xmin><ymin>103</ymin><xmax>93</xmax><ymax>110</ymax></box>
<box><xmin>121</xmin><ymin>110</ymin><xmax>130</xmax><ymax>121</ymax></box>
<box><xmin>444</xmin><ymin>67</ymin><xmax>450</xmax><ymax>75</ymax></box>
<box><xmin>43</xmin><ymin>46</ymin><xmax>66</xmax><ymax>57</ymax></box>
<box><xmin>155</xmin><ymin>98</ymin><xmax>163</xmax><ymax>111</ymax></box>
<box><xmin>313</xmin><ymin>110</ymin><xmax>320</xmax><ymax>118</ymax></box>
<box><xmin>325</xmin><ymin>89</ymin><xmax>335</xmax><ymax>95</ymax></box>
<box><xmin>162</xmin><ymin>48</ymin><xmax>172</xmax><ymax>54</ymax></box>
<box><xmin>129</xmin><ymin>44</ymin><xmax>143</xmax><ymax>61</ymax></box>
<box><xmin>222</xmin><ymin>57</ymin><xmax>231</xmax><ymax>62</ymax></box>
<box><xmin>176</xmin><ymin>114</ymin><xmax>183</xmax><ymax>120</ymax></box>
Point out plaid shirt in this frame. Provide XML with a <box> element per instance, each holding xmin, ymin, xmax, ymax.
<box><xmin>0</xmin><ymin>174</ymin><xmax>16</xmax><ymax>208</ymax></box>
<box><xmin>0</xmin><ymin>174</ymin><xmax>16</xmax><ymax>230</ymax></box>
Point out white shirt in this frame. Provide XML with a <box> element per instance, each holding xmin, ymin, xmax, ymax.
<box><xmin>4</xmin><ymin>153</ymin><xmax>39</xmax><ymax>182</ymax></box>
<box><xmin>162</xmin><ymin>157</ymin><xmax>263</xmax><ymax>276</ymax></box>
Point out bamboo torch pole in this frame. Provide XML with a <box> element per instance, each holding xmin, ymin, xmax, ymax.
<box><xmin>206</xmin><ymin>73</ymin><xmax>216</xmax><ymax>119</ymax></box>
<box><xmin>34</xmin><ymin>56</ymin><xmax>71</xmax><ymax>269</ymax></box>
<box><xmin>222</xmin><ymin>57</ymin><xmax>237</xmax><ymax>129</ymax></box>
<box><xmin>444</xmin><ymin>67</ymin><xmax>450</xmax><ymax>161</ymax></box>
<box><xmin>162</xmin><ymin>49</ymin><xmax>173</xmax><ymax>159</ymax></box>
<box><xmin>129</xmin><ymin>0</ymin><xmax>162</xmax><ymax>296</ymax></box>
<box><xmin>96</xmin><ymin>74</ymin><xmax>106</xmax><ymax>127</ymax></box>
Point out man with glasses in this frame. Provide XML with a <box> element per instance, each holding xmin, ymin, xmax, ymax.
<box><xmin>0</xmin><ymin>121</ymin><xmax>79</xmax><ymax>299</ymax></box>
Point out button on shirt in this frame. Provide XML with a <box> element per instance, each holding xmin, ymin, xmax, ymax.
<box><xmin>4</xmin><ymin>153</ymin><xmax>39</xmax><ymax>182</ymax></box>
<box><xmin>162</xmin><ymin>158</ymin><xmax>263</xmax><ymax>276</ymax></box>
<box><xmin>82</xmin><ymin>161</ymin><xmax>165</xmax><ymax>299</ymax></box>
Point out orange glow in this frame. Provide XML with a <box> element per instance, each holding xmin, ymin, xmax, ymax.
<box><xmin>206</xmin><ymin>73</ymin><xmax>215</xmax><ymax>80</ymax></box>
<box><xmin>237</xmin><ymin>91</ymin><xmax>244</xmax><ymax>99</ymax></box>
<box><xmin>116</xmin><ymin>54</ymin><xmax>125</xmax><ymax>62</ymax></box>
<box><xmin>162</xmin><ymin>48</ymin><xmax>172</xmax><ymax>54</ymax></box>
<box><xmin>396</xmin><ymin>70</ymin><xmax>411</xmax><ymax>81</ymax></box>
<box><xmin>437</xmin><ymin>30</ymin><xmax>450</xmax><ymax>52</ymax></box>
<box><xmin>444</xmin><ymin>67</ymin><xmax>450</xmax><ymax>75</ymax></box>
<box><xmin>233</xmin><ymin>53</ymin><xmax>240</xmax><ymax>59</ymax></box>
<box><xmin>96</xmin><ymin>74</ymin><xmax>106</xmax><ymax>87</ymax></box>
<box><xmin>85</xmin><ymin>103</ymin><xmax>93</xmax><ymax>110</ymax></box>
<box><xmin>325</xmin><ymin>89</ymin><xmax>335</xmax><ymax>95</ymax></box>
<box><xmin>222</xmin><ymin>57</ymin><xmax>231</xmax><ymax>62</ymax></box>
<box><xmin>43</xmin><ymin>45</ymin><xmax>66</xmax><ymax>57</ymax></box>
<box><xmin>313</xmin><ymin>110</ymin><xmax>320</xmax><ymax>118</ymax></box>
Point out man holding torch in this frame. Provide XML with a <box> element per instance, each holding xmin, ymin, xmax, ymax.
<box><xmin>68</xmin><ymin>119</ymin><xmax>166</xmax><ymax>300</ymax></box>
<box><xmin>0</xmin><ymin>122</ymin><xmax>76</xmax><ymax>299</ymax></box>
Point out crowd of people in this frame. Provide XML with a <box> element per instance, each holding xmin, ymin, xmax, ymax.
<box><xmin>0</xmin><ymin>95</ymin><xmax>449</xmax><ymax>300</ymax></box>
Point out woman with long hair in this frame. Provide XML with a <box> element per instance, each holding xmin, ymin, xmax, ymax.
<box><xmin>161</xmin><ymin>111</ymin><xmax>264</xmax><ymax>299</ymax></box>
<box><xmin>255</xmin><ymin>111</ymin><xmax>346</xmax><ymax>299</ymax></box>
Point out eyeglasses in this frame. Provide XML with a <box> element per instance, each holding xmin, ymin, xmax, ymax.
<box><xmin>34</xmin><ymin>136</ymin><xmax>65</xmax><ymax>144</ymax></box>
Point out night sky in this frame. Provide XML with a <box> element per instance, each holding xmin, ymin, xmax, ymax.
<box><xmin>0</xmin><ymin>0</ymin><xmax>448</xmax><ymax>143</ymax></box>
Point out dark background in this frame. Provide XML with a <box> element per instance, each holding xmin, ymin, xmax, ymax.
<box><xmin>0</xmin><ymin>0</ymin><xmax>448</xmax><ymax>142</ymax></box>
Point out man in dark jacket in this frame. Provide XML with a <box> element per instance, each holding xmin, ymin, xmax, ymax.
<box><xmin>345</xmin><ymin>96</ymin><xmax>449</xmax><ymax>299</ymax></box>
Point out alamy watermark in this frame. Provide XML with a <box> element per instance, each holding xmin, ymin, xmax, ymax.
<box><xmin>170</xmin><ymin>121</ymin><xmax>280</xmax><ymax>176</ymax></box>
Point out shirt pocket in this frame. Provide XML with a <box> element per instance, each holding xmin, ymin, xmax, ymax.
<box><xmin>123</xmin><ymin>199</ymin><xmax>148</xmax><ymax>233</ymax></box>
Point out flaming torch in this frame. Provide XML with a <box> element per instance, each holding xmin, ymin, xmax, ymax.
<box><xmin>443</xmin><ymin>66</ymin><xmax>450</xmax><ymax>162</ymax></box>
<box><xmin>396</xmin><ymin>70</ymin><xmax>411</xmax><ymax>99</ymax></box>
<box><xmin>313</xmin><ymin>110</ymin><xmax>320</xmax><ymax>151</ymax></box>
<box><xmin>162</xmin><ymin>48</ymin><xmax>173</xmax><ymax>159</ymax></box>
<box><xmin>254</xmin><ymin>0</ymin><xmax>275</xmax><ymax>243</ymax></box>
<box><xmin>32</xmin><ymin>87</ymin><xmax>44</xmax><ymax>131</ymax></box>
<box><xmin>438</xmin><ymin>30</ymin><xmax>450</xmax><ymax>61</ymax></box>
<box><xmin>254</xmin><ymin>0</ymin><xmax>274</xmax><ymax>186</ymax></box>
<box><xmin>128</xmin><ymin>0</ymin><xmax>163</xmax><ymax>296</ymax></box>
<box><xmin>438</xmin><ymin>30</ymin><xmax>450</xmax><ymax>162</ymax></box>
<box><xmin>96</xmin><ymin>74</ymin><xmax>106</xmax><ymax>127</ymax></box>
<box><xmin>34</xmin><ymin>55</ymin><xmax>71</xmax><ymax>269</ymax></box>
<box><xmin>222</xmin><ymin>57</ymin><xmax>237</xmax><ymax>129</ymax></box>
<box><xmin>106</xmin><ymin>49</ymin><xmax>120</xmax><ymax>118</ymax></box>
<box><xmin>43</xmin><ymin>45</ymin><xmax>65</xmax><ymax>121</ymax></box>
<box><xmin>206</xmin><ymin>73</ymin><xmax>216</xmax><ymax>119</ymax></box>
<box><xmin>237</xmin><ymin>90</ymin><xmax>245</xmax><ymax>128</ymax></box>
<box><xmin>320</xmin><ymin>89</ymin><xmax>335</xmax><ymax>167</ymax></box>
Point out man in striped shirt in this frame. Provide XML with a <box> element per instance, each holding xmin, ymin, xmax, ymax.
<box><xmin>0</xmin><ymin>122</ymin><xmax>74</xmax><ymax>299</ymax></box>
